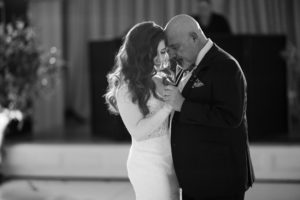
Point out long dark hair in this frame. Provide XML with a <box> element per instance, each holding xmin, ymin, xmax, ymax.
<box><xmin>104</xmin><ymin>21</ymin><xmax>165</xmax><ymax>117</ymax></box>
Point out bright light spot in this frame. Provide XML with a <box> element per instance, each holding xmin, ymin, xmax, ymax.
<box><xmin>49</xmin><ymin>57</ymin><xmax>56</xmax><ymax>65</ymax></box>
<box><xmin>50</xmin><ymin>47</ymin><xmax>57</xmax><ymax>54</ymax></box>
<box><xmin>42</xmin><ymin>78</ymin><xmax>48</xmax><ymax>86</ymax></box>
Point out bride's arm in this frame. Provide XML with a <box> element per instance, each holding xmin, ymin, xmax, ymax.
<box><xmin>116</xmin><ymin>86</ymin><xmax>172</xmax><ymax>141</ymax></box>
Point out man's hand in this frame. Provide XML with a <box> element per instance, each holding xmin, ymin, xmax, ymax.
<box><xmin>164</xmin><ymin>85</ymin><xmax>185</xmax><ymax>111</ymax></box>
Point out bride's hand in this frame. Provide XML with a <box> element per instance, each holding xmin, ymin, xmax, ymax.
<box><xmin>163</xmin><ymin>85</ymin><xmax>185</xmax><ymax>112</ymax></box>
<box><xmin>153</xmin><ymin>75</ymin><xmax>167</xmax><ymax>97</ymax></box>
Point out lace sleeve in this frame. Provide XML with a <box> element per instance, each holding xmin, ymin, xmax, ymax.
<box><xmin>116</xmin><ymin>85</ymin><xmax>172</xmax><ymax>141</ymax></box>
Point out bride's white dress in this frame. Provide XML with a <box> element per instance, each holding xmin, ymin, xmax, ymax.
<box><xmin>116</xmin><ymin>84</ymin><xmax>179</xmax><ymax>200</ymax></box>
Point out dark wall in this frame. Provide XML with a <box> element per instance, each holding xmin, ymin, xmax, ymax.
<box><xmin>89</xmin><ymin>39</ymin><xmax>130</xmax><ymax>141</ymax></box>
<box><xmin>213</xmin><ymin>35</ymin><xmax>288</xmax><ymax>140</ymax></box>
<box><xmin>2</xmin><ymin>0</ymin><xmax>28</xmax><ymax>23</ymax></box>
<box><xmin>89</xmin><ymin>35</ymin><xmax>288</xmax><ymax>141</ymax></box>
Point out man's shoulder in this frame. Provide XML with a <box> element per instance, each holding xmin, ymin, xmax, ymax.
<box><xmin>213</xmin><ymin>45</ymin><xmax>238</xmax><ymax>63</ymax></box>
<box><xmin>209</xmin><ymin>47</ymin><xmax>241</xmax><ymax>73</ymax></box>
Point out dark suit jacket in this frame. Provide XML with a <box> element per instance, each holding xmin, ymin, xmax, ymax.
<box><xmin>171</xmin><ymin>44</ymin><xmax>255</xmax><ymax>199</ymax></box>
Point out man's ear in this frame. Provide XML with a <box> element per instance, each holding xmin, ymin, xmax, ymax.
<box><xmin>189</xmin><ymin>32</ymin><xmax>198</xmax><ymax>42</ymax></box>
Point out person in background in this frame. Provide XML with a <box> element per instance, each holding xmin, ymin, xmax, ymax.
<box><xmin>192</xmin><ymin>0</ymin><xmax>232</xmax><ymax>38</ymax></box>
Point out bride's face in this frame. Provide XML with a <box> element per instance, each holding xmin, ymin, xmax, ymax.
<box><xmin>153</xmin><ymin>40</ymin><xmax>169</xmax><ymax>71</ymax></box>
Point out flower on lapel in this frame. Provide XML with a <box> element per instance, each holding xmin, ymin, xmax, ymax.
<box><xmin>192</xmin><ymin>78</ymin><xmax>204</xmax><ymax>88</ymax></box>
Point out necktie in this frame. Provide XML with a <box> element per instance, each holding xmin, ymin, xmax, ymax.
<box><xmin>174</xmin><ymin>68</ymin><xmax>184</xmax><ymax>86</ymax></box>
<box><xmin>174</xmin><ymin>64</ymin><xmax>196</xmax><ymax>86</ymax></box>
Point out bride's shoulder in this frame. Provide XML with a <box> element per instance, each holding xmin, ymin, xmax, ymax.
<box><xmin>116</xmin><ymin>82</ymin><xmax>130</xmax><ymax>98</ymax></box>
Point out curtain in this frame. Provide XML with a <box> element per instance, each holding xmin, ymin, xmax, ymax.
<box><xmin>224</xmin><ymin>0</ymin><xmax>296</xmax><ymax>37</ymax></box>
<box><xmin>28</xmin><ymin>0</ymin><xmax>65</xmax><ymax>138</ymax></box>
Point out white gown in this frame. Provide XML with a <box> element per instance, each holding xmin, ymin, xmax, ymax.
<box><xmin>116</xmin><ymin>84</ymin><xmax>179</xmax><ymax>200</ymax></box>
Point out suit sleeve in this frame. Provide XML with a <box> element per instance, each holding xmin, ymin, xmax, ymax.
<box><xmin>179</xmin><ymin>59</ymin><xmax>246</xmax><ymax>128</ymax></box>
<box><xmin>116</xmin><ymin>86</ymin><xmax>172</xmax><ymax>141</ymax></box>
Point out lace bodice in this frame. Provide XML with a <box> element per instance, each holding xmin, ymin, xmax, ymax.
<box><xmin>144</xmin><ymin>94</ymin><xmax>170</xmax><ymax>139</ymax></box>
<box><xmin>116</xmin><ymin>84</ymin><xmax>172</xmax><ymax>141</ymax></box>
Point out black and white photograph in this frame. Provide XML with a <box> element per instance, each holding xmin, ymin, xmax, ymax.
<box><xmin>0</xmin><ymin>0</ymin><xmax>300</xmax><ymax>200</ymax></box>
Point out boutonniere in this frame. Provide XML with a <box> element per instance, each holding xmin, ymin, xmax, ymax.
<box><xmin>192</xmin><ymin>78</ymin><xmax>204</xmax><ymax>88</ymax></box>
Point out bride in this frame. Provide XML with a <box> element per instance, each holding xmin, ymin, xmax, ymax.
<box><xmin>104</xmin><ymin>21</ymin><xmax>179</xmax><ymax>200</ymax></box>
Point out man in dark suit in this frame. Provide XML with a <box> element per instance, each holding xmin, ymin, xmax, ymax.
<box><xmin>164</xmin><ymin>14</ymin><xmax>254</xmax><ymax>200</ymax></box>
<box><xmin>192</xmin><ymin>0</ymin><xmax>231</xmax><ymax>38</ymax></box>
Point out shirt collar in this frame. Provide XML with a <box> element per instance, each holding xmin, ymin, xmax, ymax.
<box><xmin>195</xmin><ymin>38</ymin><xmax>213</xmax><ymax>66</ymax></box>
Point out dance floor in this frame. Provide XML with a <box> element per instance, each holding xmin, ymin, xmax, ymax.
<box><xmin>1</xmin><ymin>179</ymin><xmax>300</xmax><ymax>200</ymax></box>
<box><xmin>0</xmin><ymin>142</ymin><xmax>300</xmax><ymax>200</ymax></box>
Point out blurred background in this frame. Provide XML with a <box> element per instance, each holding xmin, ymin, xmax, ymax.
<box><xmin>0</xmin><ymin>0</ymin><xmax>300</xmax><ymax>200</ymax></box>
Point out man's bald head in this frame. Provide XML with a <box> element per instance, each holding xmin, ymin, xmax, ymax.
<box><xmin>165</xmin><ymin>14</ymin><xmax>205</xmax><ymax>41</ymax></box>
<box><xmin>164</xmin><ymin>14</ymin><xmax>207</xmax><ymax>69</ymax></box>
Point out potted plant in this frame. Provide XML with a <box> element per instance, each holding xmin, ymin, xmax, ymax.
<box><xmin>0</xmin><ymin>20</ymin><xmax>63</xmax><ymax>141</ymax></box>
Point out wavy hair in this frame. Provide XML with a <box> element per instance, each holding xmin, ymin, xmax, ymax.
<box><xmin>104</xmin><ymin>21</ymin><xmax>165</xmax><ymax>117</ymax></box>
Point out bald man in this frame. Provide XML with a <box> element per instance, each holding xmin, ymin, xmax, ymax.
<box><xmin>164</xmin><ymin>15</ymin><xmax>254</xmax><ymax>200</ymax></box>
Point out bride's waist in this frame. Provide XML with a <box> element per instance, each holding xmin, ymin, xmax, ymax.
<box><xmin>131</xmin><ymin>134</ymin><xmax>171</xmax><ymax>155</ymax></box>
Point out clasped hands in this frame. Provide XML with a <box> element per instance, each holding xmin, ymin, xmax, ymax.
<box><xmin>163</xmin><ymin>85</ymin><xmax>185</xmax><ymax>112</ymax></box>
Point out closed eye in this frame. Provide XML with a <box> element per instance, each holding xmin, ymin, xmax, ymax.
<box><xmin>160</xmin><ymin>49</ymin><xmax>167</xmax><ymax>54</ymax></box>
<box><xmin>168</xmin><ymin>44</ymin><xmax>179</xmax><ymax>51</ymax></box>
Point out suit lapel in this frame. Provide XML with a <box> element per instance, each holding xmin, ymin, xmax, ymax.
<box><xmin>181</xmin><ymin>44</ymin><xmax>219</xmax><ymax>97</ymax></box>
